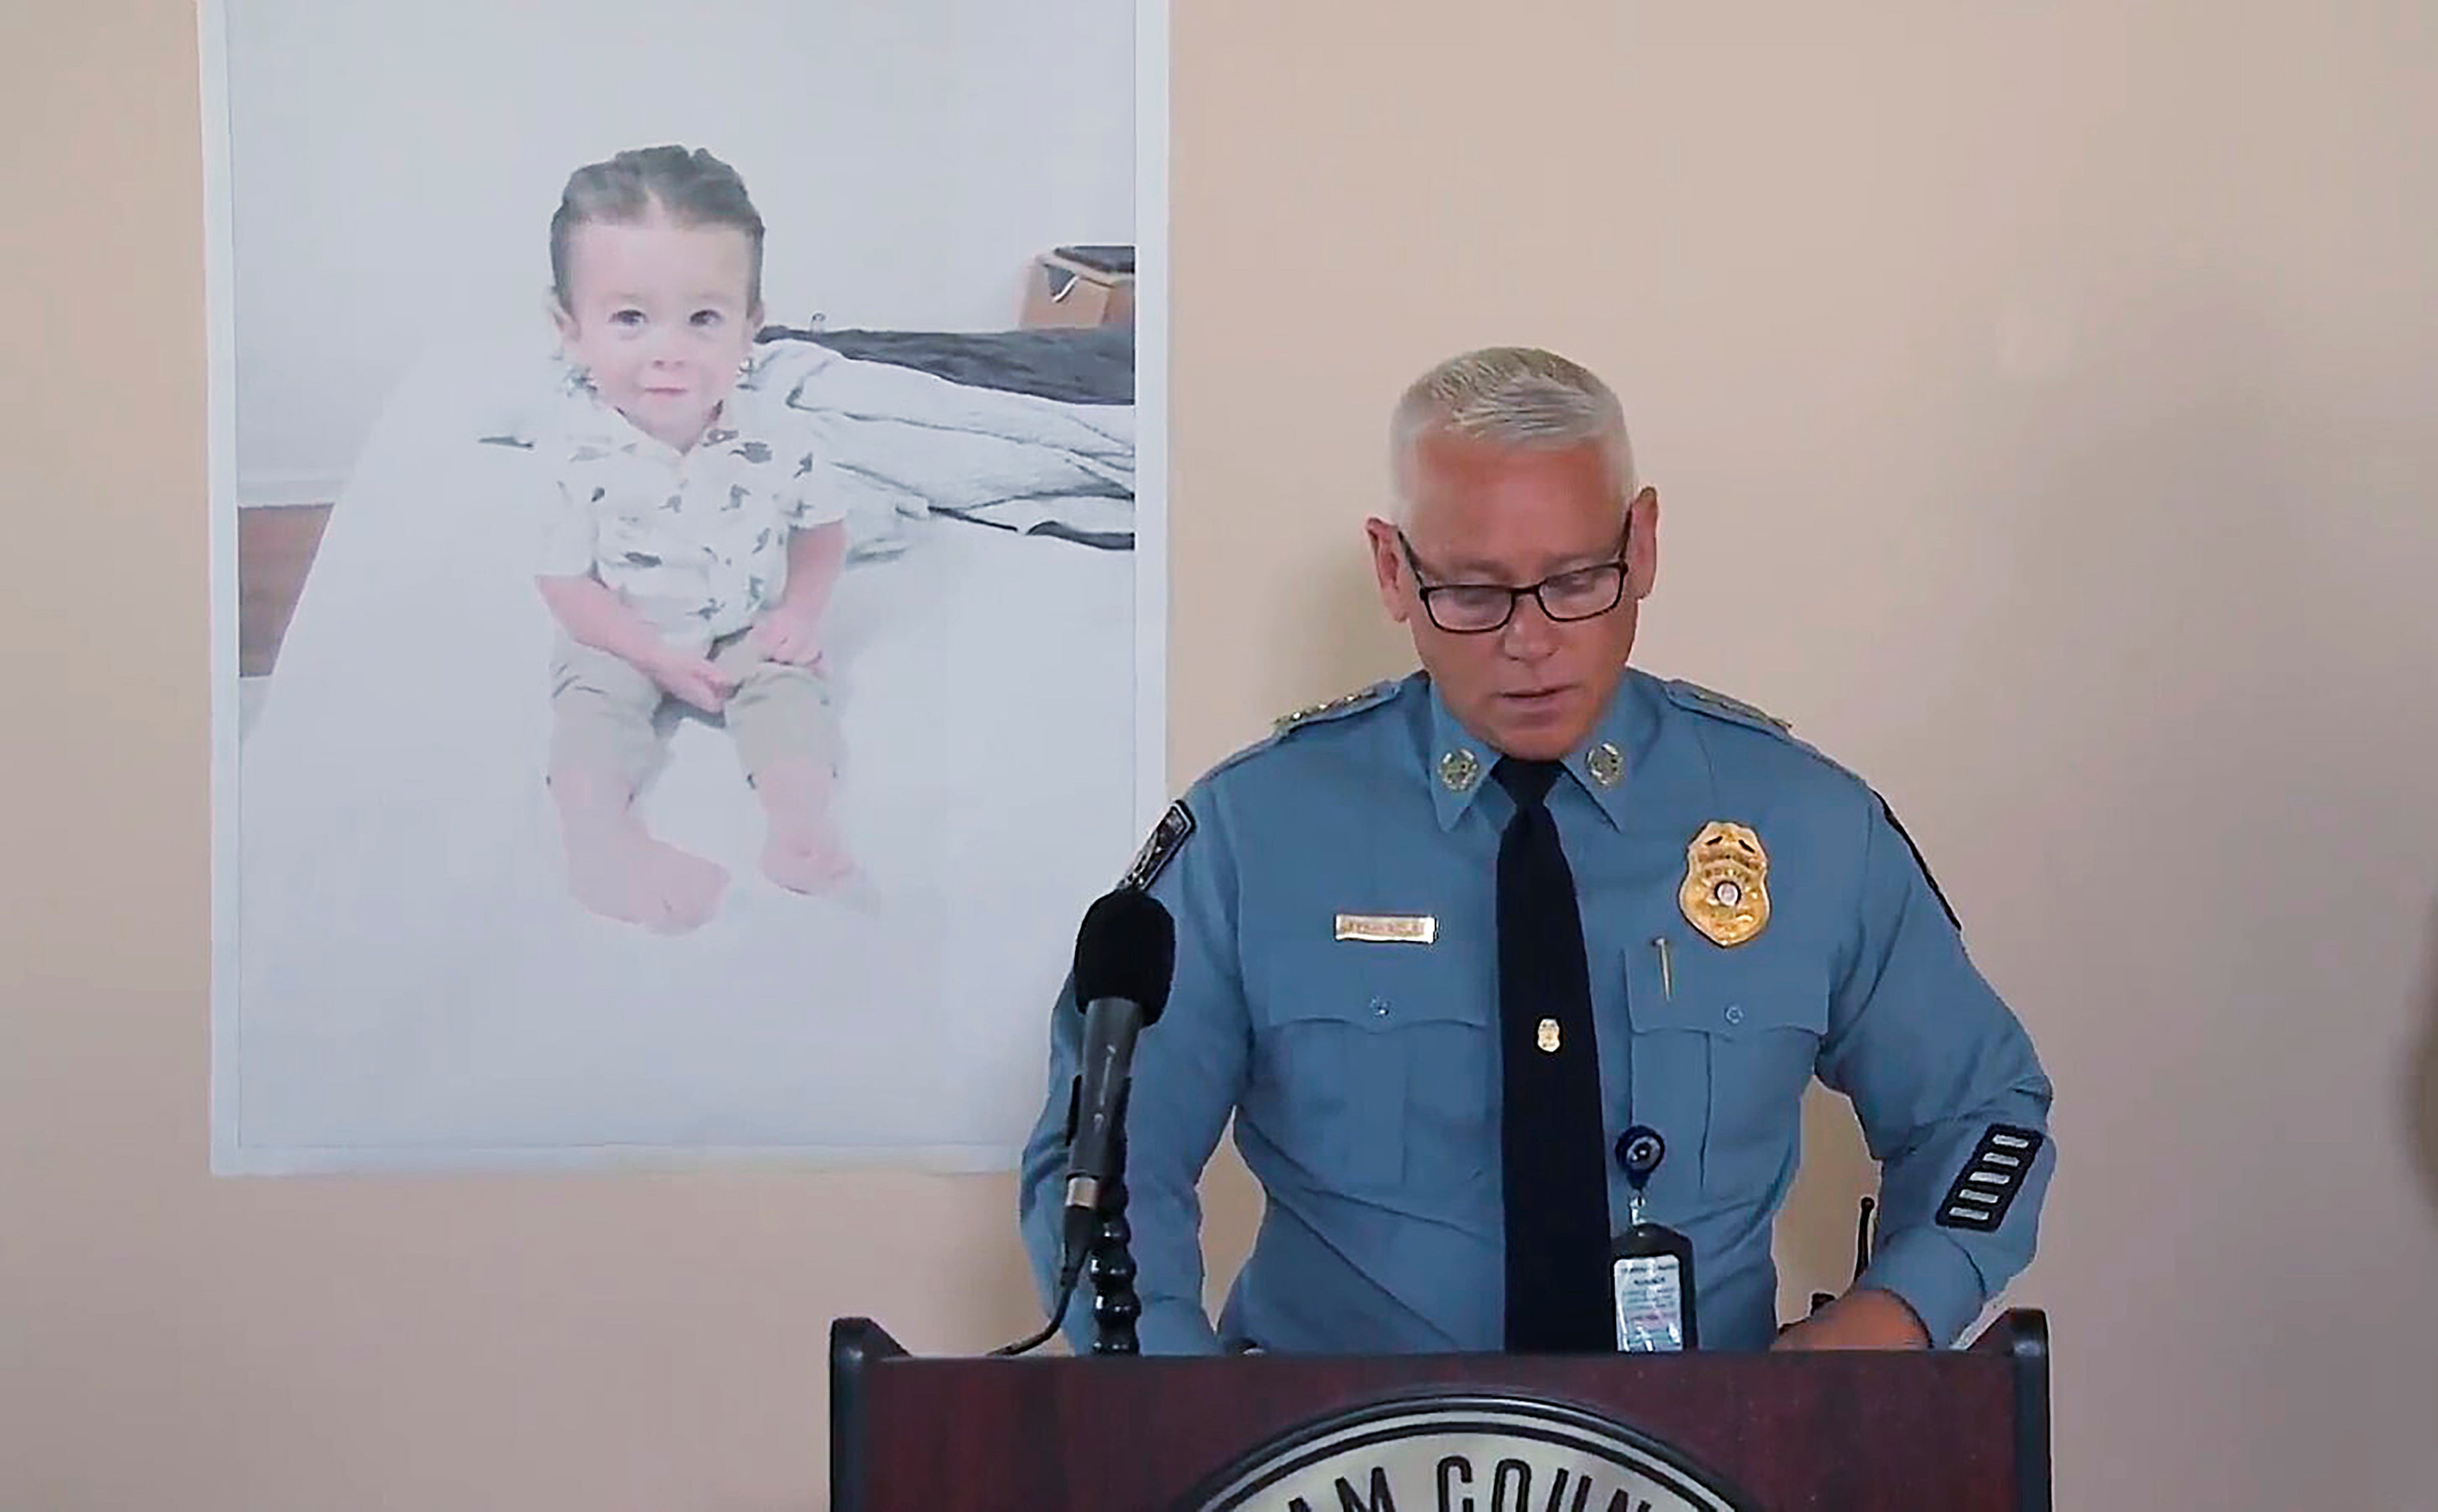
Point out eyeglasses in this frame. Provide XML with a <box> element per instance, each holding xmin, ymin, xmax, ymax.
<box><xmin>1396</xmin><ymin>524</ymin><xmax>1632</xmax><ymax>634</ymax></box>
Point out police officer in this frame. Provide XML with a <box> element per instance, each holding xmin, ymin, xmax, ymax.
<box><xmin>1017</xmin><ymin>345</ymin><xmax>2055</xmax><ymax>1356</ymax></box>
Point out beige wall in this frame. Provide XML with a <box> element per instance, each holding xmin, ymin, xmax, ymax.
<box><xmin>7</xmin><ymin>1</ymin><xmax>2438</xmax><ymax>1507</ymax></box>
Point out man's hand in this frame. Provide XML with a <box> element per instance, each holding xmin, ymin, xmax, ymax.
<box><xmin>751</xmin><ymin>602</ymin><xmax>826</xmax><ymax>667</ymax></box>
<box><xmin>1771</xmin><ymin>1288</ymin><xmax>1931</xmax><ymax>1352</ymax></box>
<box><xmin>643</xmin><ymin>645</ymin><xmax>739</xmax><ymax>712</ymax></box>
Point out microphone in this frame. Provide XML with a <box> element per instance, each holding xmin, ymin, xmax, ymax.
<box><xmin>1058</xmin><ymin>885</ymin><xmax>1176</xmax><ymax>1283</ymax></box>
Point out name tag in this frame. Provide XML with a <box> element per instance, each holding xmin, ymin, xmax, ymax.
<box><xmin>1334</xmin><ymin>913</ymin><xmax>1437</xmax><ymax>945</ymax></box>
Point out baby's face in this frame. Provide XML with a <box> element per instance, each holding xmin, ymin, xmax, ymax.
<box><xmin>553</xmin><ymin>212</ymin><xmax>759</xmax><ymax>450</ymax></box>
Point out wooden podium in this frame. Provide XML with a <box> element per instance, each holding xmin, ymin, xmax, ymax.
<box><xmin>830</xmin><ymin>1309</ymin><xmax>2050</xmax><ymax>1510</ymax></box>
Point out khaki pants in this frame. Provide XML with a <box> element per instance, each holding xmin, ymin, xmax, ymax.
<box><xmin>547</xmin><ymin>629</ymin><xmax>839</xmax><ymax>793</ymax></box>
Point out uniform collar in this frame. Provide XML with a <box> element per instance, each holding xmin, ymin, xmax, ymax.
<box><xmin>1419</xmin><ymin>668</ymin><xmax>1659</xmax><ymax>831</ymax></box>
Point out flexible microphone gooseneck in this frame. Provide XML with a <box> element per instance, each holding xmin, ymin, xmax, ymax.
<box><xmin>992</xmin><ymin>885</ymin><xmax>1178</xmax><ymax>1359</ymax></box>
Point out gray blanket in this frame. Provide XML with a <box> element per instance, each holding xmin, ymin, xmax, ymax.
<box><xmin>757</xmin><ymin>324</ymin><xmax>1133</xmax><ymax>407</ymax></box>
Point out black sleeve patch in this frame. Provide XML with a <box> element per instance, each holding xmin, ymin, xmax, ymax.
<box><xmin>1121</xmin><ymin>800</ymin><xmax>1194</xmax><ymax>891</ymax></box>
<box><xmin>1935</xmin><ymin>1124</ymin><xmax>2044</xmax><ymax>1233</ymax></box>
<box><xmin>1879</xmin><ymin>794</ymin><xmax>1961</xmax><ymax>933</ymax></box>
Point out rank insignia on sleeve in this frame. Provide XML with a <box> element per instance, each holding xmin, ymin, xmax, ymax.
<box><xmin>1680</xmin><ymin>820</ymin><xmax>1770</xmax><ymax>947</ymax></box>
<box><xmin>1121</xmin><ymin>800</ymin><xmax>1195</xmax><ymax>891</ymax></box>
<box><xmin>1935</xmin><ymin>1124</ymin><xmax>2045</xmax><ymax>1232</ymax></box>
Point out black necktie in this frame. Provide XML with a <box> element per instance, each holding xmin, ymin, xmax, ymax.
<box><xmin>1492</xmin><ymin>758</ymin><xmax>1615</xmax><ymax>1352</ymax></box>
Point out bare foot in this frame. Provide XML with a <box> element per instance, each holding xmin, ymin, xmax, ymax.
<box><xmin>574</xmin><ymin>828</ymin><xmax>729</xmax><ymax>932</ymax></box>
<box><xmin>755</xmin><ymin>759</ymin><xmax>856</xmax><ymax>895</ymax></box>
<box><xmin>552</xmin><ymin>770</ymin><xmax>729</xmax><ymax>932</ymax></box>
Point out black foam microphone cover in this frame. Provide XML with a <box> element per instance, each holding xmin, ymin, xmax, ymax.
<box><xmin>1072</xmin><ymin>886</ymin><xmax>1176</xmax><ymax>1024</ymax></box>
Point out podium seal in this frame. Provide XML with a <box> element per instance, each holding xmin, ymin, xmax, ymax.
<box><xmin>1181</xmin><ymin>1392</ymin><xmax>1755</xmax><ymax>1512</ymax></box>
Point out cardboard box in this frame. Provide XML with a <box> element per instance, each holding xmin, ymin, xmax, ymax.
<box><xmin>1021</xmin><ymin>246</ymin><xmax>1135</xmax><ymax>328</ymax></box>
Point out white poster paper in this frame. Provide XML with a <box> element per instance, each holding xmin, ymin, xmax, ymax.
<box><xmin>205</xmin><ymin>0</ymin><xmax>1167</xmax><ymax>1173</ymax></box>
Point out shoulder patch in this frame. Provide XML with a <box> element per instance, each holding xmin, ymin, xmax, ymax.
<box><xmin>1121</xmin><ymin>799</ymin><xmax>1195</xmax><ymax>891</ymax></box>
<box><xmin>1273</xmin><ymin>679</ymin><xmax>1396</xmax><ymax>736</ymax></box>
<box><xmin>1879</xmin><ymin>796</ymin><xmax>1961</xmax><ymax>932</ymax></box>
<box><xmin>1664</xmin><ymin>678</ymin><xmax>1794</xmax><ymax>734</ymax></box>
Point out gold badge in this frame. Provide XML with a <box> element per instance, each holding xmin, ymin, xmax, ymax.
<box><xmin>1680</xmin><ymin>820</ymin><xmax>1770</xmax><ymax>947</ymax></box>
<box><xmin>1587</xmin><ymin>742</ymin><xmax>1625</xmax><ymax>788</ymax></box>
<box><xmin>1438</xmin><ymin>750</ymin><xmax>1481</xmax><ymax>792</ymax></box>
<box><xmin>1335</xmin><ymin>913</ymin><xmax>1438</xmax><ymax>944</ymax></box>
<box><xmin>1536</xmin><ymin>1018</ymin><xmax>1562</xmax><ymax>1052</ymax></box>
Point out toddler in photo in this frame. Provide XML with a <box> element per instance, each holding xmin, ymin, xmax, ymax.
<box><xmin>533</xmin><ymin>144</ymin><xmax>853</xmax><ymax>933</ymax></box>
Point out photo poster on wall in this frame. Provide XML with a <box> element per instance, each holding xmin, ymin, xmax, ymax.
<box><xmin>202</xmin><ymin>0</ymin><xmax>1170</xmax><ymax>1175</ymax></box>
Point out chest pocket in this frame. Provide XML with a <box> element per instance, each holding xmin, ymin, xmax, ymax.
<box><xmin>1246</xmin><ymin>940</ymin><xmax>1496</xmax><ymax>1197</ymax></box>
<box><xmin>1625</xmin><ymin>943</ymin><xmax>1828</xmax><ymax>1201</ymax></box>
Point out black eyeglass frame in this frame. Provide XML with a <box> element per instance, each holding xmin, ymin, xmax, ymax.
<box><xmin>1394</xmin><ymin>519</ymin><xmax>1635</xmax><ymax>634</ymax></box>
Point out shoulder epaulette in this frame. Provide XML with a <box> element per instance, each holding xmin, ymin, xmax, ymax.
<box><xmin>1664</xmin><ymin>675</ymin><xmax>1843</xmax><ymax>776</ymax></box>
<box><xmin>1664</xmin><ymin>678</ymin><xmax>1795</xmax><ymax>736</ymax></box>
<box><xmin>1200</xmin><ymin>678</ymin><xmax>1401</xmax><ymax>786</ymax></box>
<box><xmin>1667</xmin><ymin>677</ymin><xmax>1963</xmax><ymax>931</ymax></box>
<box><xmin>1272</xmin><ymin>679</ymin><xmax>1397</xmax><ymax>737</ymax></box>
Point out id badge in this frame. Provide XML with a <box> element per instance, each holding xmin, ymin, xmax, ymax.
<box><xmin>1611</xmin><ymin>1231</ymin><xmax>1696</xmax><ymax>1352</ymax></box>
<box><xmin>1611</xmin><ymin>1124</ymin><xmax>1699</xmax><ymax>1352</ymax></box>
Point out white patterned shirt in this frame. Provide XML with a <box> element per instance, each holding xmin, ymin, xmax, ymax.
<box><xmin>535</xmin><ymin>362</ymin><xmax>847</xmax><ymax>645</ymax></box>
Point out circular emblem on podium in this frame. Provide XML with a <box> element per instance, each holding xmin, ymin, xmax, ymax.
<box><xmin>1180</xmin><ymin>1392</ymin><xmax>1756</xmax><ymax>1512</ymax></box>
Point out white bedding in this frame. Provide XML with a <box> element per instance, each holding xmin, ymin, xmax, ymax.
<box><xmin>221</xmin><ymin>337</ymin><xmax>1143</xmax><ymax>1171</ymax></box>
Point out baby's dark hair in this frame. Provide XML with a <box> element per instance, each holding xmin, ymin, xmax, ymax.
<box><xmin>549</xmin><ymin>144</ymin><xmax>766</xmax><ymax>312</ymax></box>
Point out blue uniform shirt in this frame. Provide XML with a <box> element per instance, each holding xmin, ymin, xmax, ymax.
<box><xmin>1017</xmin><ymin>666</ymin><xmax>2056</xmax><ymax>1355</ymax></box>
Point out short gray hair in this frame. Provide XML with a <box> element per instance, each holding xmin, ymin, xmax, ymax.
<box><xmin>1387</xmin><ymin>345</ymin><xmax>1638</xmax><ymax>524</ymax></box>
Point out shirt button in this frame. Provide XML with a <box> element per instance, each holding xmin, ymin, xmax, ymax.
<box><xmin>1371</xmin><ymin>998</ymin><xmax>1390</xmax><ymax>1018</ymax></box>
<box><xmin>1724</xmin><ymin>1004</ymin><xmax>1746</xmax><ymax>1026</ymax></box>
